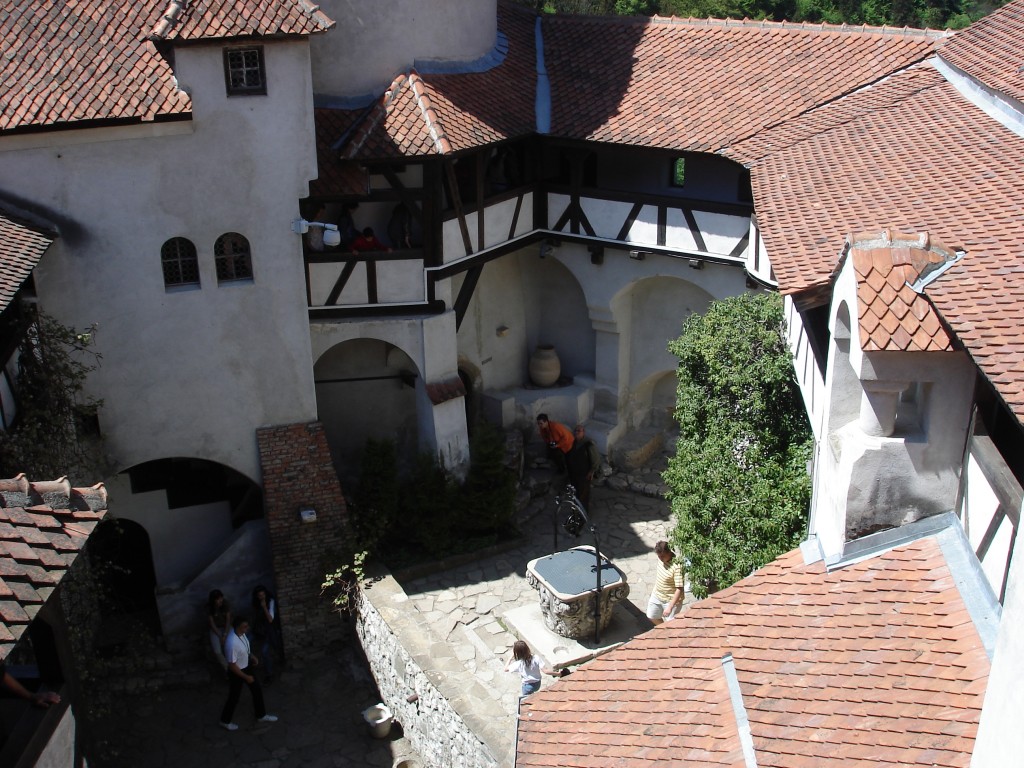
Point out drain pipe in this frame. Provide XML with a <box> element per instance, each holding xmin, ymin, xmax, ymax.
<box><xmin>534</xmin><ymin>16</ymin><xmax>551</xmax><ymax>134</ymax></box>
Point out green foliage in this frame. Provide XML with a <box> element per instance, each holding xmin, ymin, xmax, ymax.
<box><xmin>662</xmin><ymin>292</ymin><xmax>812</xmax><ymax>598</ymax></box>
<box><xmin>458</xmin><ymin>422</ymin><xmax>517</xmax><ymax>535</ymax></box>
<box><xmin>351</xmin><ymin>438</ymin><xmax>399</xmax><ymax>554</ymax></box>
<box><xmin>518</xmin><ymin>0</ymin><xmax>1005</xmax><ymax>32</ymax></box>
<box><xmin>0</xmin><ymin>310</ymin><xmax>103</xmax><ymax>480</ymax></box>
<box><xmin>404</xmin><ymin>451</ymin><xmax>459</xmax><ymax>555</ymax></box>
<box><xmin>321</xmin><ymin>550</ymin><xmax>367</xmax><ymax>616</ymax></box>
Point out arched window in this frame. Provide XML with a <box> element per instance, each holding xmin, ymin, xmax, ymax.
<box><xmin>214</xmin><ymin>232</ymin><xmax>254</xmax><ymax>283</ymax></box>
<box><xmin>161</xmin><ymin>237</ymin><xmax>200</xmax><ymax>288</ymax></box>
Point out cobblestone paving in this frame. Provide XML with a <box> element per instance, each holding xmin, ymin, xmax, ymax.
<box><xmin>89</xmin><ymin>454</ymin><xmax>680</xmax><ymax>768</ymax></box>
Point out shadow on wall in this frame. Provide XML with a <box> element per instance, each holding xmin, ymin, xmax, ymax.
<box><xmin>518</xmin><ymin>250</ymin><xmax>595</xmax><ymax>381</ymax></box>
<box><xmin>314</xmin><ymin>337</ymin><xmax>421</xmax><ymax>486</ymax></box>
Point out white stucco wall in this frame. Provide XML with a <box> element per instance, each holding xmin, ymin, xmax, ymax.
<box><xmin>106</xmin><ymin>473</ymin><xmax>234</xmax><ymax>586</ymax></box>
<box><xmin>33</xmin><ymin>706</ymin><xmax>75</xmax><ymax>768</ymax></box>
<box><xmin>0</xmin><ymin>40</ymin><xmax>320</xmax><ymax>480</ymax></box>
<box><xmin>310</xmin><ymin>0</ymin><xmax>498</xmax><ymax>99</ymax></box>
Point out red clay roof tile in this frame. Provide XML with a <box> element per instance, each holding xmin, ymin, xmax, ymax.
<box><xmin>0</xmin><ymin>206</ymin><xmax>55</xmax><ymax>312</ymax></box>
<box><xmin>518</xmin><ymin>538</ymin><xmax>988</xmax><ymax>767</ymax></box>
<box><xmin>938</xmin><ymin>0</ymin><xmax>1024</xmax><ymax>102</ymax></box>
<box><xmin>0</xmin><ymin>474</ymin><xmax>107</xmax><ymax>661</ymax></box>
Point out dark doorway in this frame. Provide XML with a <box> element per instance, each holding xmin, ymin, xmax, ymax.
<box><xmin>89</xmin><ymin>519</ymin><xmax>160</xmax><ymax>643</ymax></box>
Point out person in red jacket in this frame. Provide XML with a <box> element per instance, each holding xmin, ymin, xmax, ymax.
<box><xmin>350</xmin><ymin>227</ymin><xmax>391</xmax><ymax>255</ymax></box>
<box><xmin>536</xmin><ymin>413</ymin><xmax>573</xmax><ymax>474</ymax></box>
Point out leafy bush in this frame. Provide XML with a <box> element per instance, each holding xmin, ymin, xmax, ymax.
<box><xmin>663</xmin><ymin>292</ymin><xmax>812</xmax><ymax>598</ymax></box>
<box><xmin>0</xmin><ymin>310</ymin><xmax>103</xmax><ymax>479</ymax></box>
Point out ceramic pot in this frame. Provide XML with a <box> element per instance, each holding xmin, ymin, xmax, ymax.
<box><xmin>529</xmin><ymin>344</ymin><xmax>561</xmax><ymax>387</ymax></box>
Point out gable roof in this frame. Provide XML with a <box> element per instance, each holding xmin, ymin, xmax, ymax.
<box><xmin>0</xmin><ymin>0</ymin><xmax>332</xmax><ymax>134</ymax></box>
<box><xmin>517</xmin><ymin>535</ymin><xmax>991</xmax><ymax>767</ymax></box>
<box><xmin>325</xmin><ymin>3</ymin><xmax>537</xmax><ymax>161</ymax></box>
<box><xmin>0</xmin><ymin>206</ymin><xmax>56</xmax><ymax>313</ymax></box>
<box><xmin>0</xmin><ymin>475</ymin><xmax>107</xmax><ymax>661</ymax></box>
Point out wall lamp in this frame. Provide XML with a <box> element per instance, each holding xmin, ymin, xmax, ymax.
<box><xmin>688</xmin><ymin>258</ymin><xmax>704</xmax><ymax>270</ymax></box>
<box><xmin>628</xmin><ymin>250</ymin><xmax>649</xmax><ymax>261</ymax></box>
<box><xmin>292</xmin><ymin>218</ymin><xmax>341</xmax><ymax>248</ymax></box>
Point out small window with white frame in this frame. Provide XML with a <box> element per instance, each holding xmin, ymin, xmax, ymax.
<box><xmin>224</xmin><ymin>46</ymin><xmax>266</xmax><ymax>96</ymax></box>
<box><xmin>214</xmin><ymin>233</ymin><xmax>254</xmax><ymax>284</ymax></box>
<box><xmin>161</xmin><ymin>237</ymin><xmax>200</xmax><ymax>288</ymax></box>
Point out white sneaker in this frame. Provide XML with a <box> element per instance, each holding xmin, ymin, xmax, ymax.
<box><xmin>220</xmin><ymin>722</ymin><xmax>239</xmax><ymax>731</ymax></box>
<box><xmin>257</xmin><ymin>715</ymin><xmax>278</xmax><ymax>723</ymax></box>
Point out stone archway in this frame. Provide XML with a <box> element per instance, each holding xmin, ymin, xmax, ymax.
<box><xmin>314</xmin><ymin>337</ymin><xmax>423</xmax><ymax>485</ymax></box>
<box><xmin>89</xmin><ymin>517</ymin><xmax>159</xmax><ymax>637</ymax></box>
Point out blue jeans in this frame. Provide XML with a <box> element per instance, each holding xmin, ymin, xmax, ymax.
<box><xmin>521</xmin><ymin>680</ymin><xmax>541</xmax><ymax>696</ymax></box>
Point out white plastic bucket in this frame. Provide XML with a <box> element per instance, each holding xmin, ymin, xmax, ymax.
<box><xmin>362</xmin><ymin>703</ymin><xmax>393</xmax><ymax>739</ymax></box>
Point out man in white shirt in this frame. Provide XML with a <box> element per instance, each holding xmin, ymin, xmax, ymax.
<box><xmin>219</xmin><ymin>617</ymin><xmax>278</xmax><ymax>731</ymax></box>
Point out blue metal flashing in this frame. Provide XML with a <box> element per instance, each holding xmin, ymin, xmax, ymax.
<box><xmin>935</xmin><ymin>521</ymin><xmax>1001</xmax><ymax>660</ymax></box>
<box><xmin>534</xmin><ymin>17</ymin><xmax>551</xmax><ymax>134</ymax></box>
<box><xmin>314</xmin><ymin>93</ymin><xmax>378</xmax><ymax>110</ymax></box>
<box><xmin>414</xmin><ymin>29</ymin><xmax>509</xmax><ymax>74</ymax></box>
<box><xmin>721</xmin><ymin>653</ymin><xmax>759</xmax><ymax>768</ymax></box>
<box><xmin>827</xmin><ymin>511</ymin><xmax>1001</xmax><ymax>660</ymax></box>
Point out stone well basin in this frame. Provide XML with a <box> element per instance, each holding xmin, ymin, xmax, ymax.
<box><xmin>526</xmin><ymin>546</ymin><xmax>629</xmax><ymax>640</ymax></box>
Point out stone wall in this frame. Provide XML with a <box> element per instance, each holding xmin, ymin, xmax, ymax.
<box><xmin>257</xmin><ymin>421</ymin><xmax>351</xmax><ymax>656</ymax></box>
<box><xmin>355</xmin><ymin>571</ymin><xmax>508</xmax><ymax>768</ymax></box>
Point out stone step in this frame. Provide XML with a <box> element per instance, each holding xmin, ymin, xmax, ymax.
<box><xmin>609</xmin><ymin>427</ymin><xmax>667</xmax><ymax>471</ymax></box>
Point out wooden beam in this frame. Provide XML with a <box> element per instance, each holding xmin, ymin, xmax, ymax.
<box><xmin>454</xmin><ymin>264</ymin><xmax>484</xmax><ymax>331</ymax></box>
<box><xmin>727</xmin><ymin>231</ymin><xmax>751</xmax><ymax>259</ymax></box>
<box><xmin>657</xmin><ymin>205</ymin><xmax>667</xmax><ymax>246</ymax></box>
<box><xmin>616</xmin><ymin>202</ymin><xmax>643</xmax><ymax>241</ymax></box>
<box><xmin>422</xmin><ymin>161</ymin><xmax>443</xmax><ymax>267</ymax></box>
<box><xmin>366</xmin><ymin>260</ymin><xmax>378</xmax><ymax>303</ymax></box>
<box><xmin>509</xmin><ymin>193</ymin><xmax>524</xmax><ymax>240</ymax></box>
<box><xmin>379</xmin><ymin>168</ymin><xmax>424</xmax><ymax>223</ymax></box>
<box><xmin>325</xmin><ymin>260</ymin><xmax>359</xmax><ymax>305</ymax></box>
<box><xmin>443</xmin><ymin>158</ymin><xmax>474</xmax><ymax>256</ymax></box>
<box><xmin>682</xmin><ymin>207</ymin><xmax>707</xmax><ymax>252</ymax></box>
<box><xmin>476</xmin><ymin>152</ymin><xmax>487</xmax><ymax>251</ymax></box>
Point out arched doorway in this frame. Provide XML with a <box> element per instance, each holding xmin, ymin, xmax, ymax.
<box><xmin>314</xmin><ymin>337</ymin><xmax>422</xmax><ymax>485</ymax></box>
<box><xmin>89</xmin><ymin>518</ymin><xmax>159</xmax><ymax>643</ymax></box>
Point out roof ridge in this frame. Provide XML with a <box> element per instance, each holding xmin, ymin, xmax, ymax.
<box><xmin>408</xmin><ymin>70</ymin><xmax>452</xmax><ymax>155</ymax></box>
<box><xmin>150</xmin><ymin>0</ymin><xmax>188</xmax><ymax>41</ymax></box>
<box><xmin>649</xmin><ymin>13</ymin><xmax>949</xmax><ymax>38</ymax></box>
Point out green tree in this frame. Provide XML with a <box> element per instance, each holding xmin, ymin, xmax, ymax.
<box><xmin>0</xmin><ymin>310</ymin><xmax>102</xmax><ymax>479</ymax></box>
<box><xmin>662</xmin><ymin>292</ymin><xmax>812</xmax><ymax>598</ymax></box>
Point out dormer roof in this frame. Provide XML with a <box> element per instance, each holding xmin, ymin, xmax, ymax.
<box><xmin>844</xmin><ymin>231</ymin><xmax>957</xmax><ymax>353</ymax></box>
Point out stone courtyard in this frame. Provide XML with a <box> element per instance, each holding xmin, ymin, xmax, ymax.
<box><xmin>90</xmin><ymin>451</ymin><xmax>681</xmax><ymax>768</ymax></box>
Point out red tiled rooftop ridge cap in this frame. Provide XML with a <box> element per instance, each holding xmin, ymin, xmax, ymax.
<box><xmin>846</xmin><ymin>230</ymin><xmax>958</xmax><ymax>352</ymax></box>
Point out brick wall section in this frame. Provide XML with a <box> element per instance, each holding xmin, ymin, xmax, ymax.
<box><xmin>257</xmin><ymin>421</ymin><xmax>351</xmax><ymax>655</ymax></box>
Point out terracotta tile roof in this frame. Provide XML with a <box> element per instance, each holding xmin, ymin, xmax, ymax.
<box><xmin>517</xmin><ymin>537</ymin><xmax>989</xmax><ymax>767</ymax></box>
<box><xmin>310</xmin><ymin>108</ymin><xmax>370</xmax><ymax>198</ymax></box>
<box><xmin>0</xmin><ymin>475</ymin><xmax>107</xmax><ymax>661</ymax></box>
<box><xmin>542</xmin><ymin>14</ymin><xmax>942</xmax><ymax>152</ymax></box>
<box><xmin>846</xmin><ymin>231</ymin><xmax>956</xmax><ymax>352</ymax></box>
<box><xmin>1</xmin><ymin>0</ymin><xmax>190</xmax><ymax>132</ymax></box>
<box><xmin>426</xmin><ymin>376</ymin><xmax>467</xmax><ymax>406</ymax></box>
<box><xmin>726</xmin><ymin>62</ymin><xmax>1024</xmax><ymax>418</ymax></box>
<box><xmin>938</xmin><ymin>0</ymin><xmax>1024</xmax><ymax>103</ymax></box>
<box><xmin>149</xmin><ymin>0</ymin><xmax>333</xmax><ymax>41</ymax></box>
<box><xmin>334</xmin><ymin>4</ymin><xmax>537</xmax><ymax>160</ymax></box>
<box><xmin>0</xmin><ymin>206</ymin><xmax>55</xmax><ymax>313</ymax></box>
<box><xmin>1</xmin><ymin>0</ymin><xmax>331</xmax><ymax>134</ymax></box>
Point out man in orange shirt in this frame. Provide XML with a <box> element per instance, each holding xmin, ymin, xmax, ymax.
<box><xmin>536</xmin><ymin>413</ymin><xmax>573</xmax><ymax>473</ymax></box>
